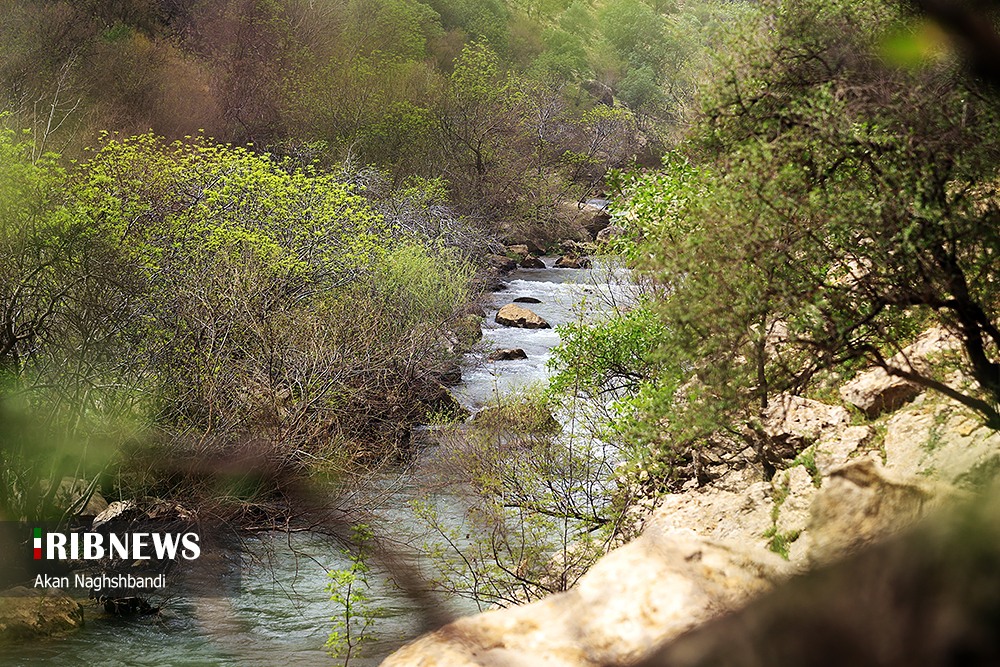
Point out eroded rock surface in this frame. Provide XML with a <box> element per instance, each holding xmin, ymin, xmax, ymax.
<box><xmin>0</xmin><ymin>587</ymin><xmax>83</xmax><ymax>642</ymax></box>
<box><xmin>381</xmin><ymin>529</ymin><xmax>791</xmax><ymax>667</ymax></box>
<box><xmin>495</xmin><ymin>304</ymin><xmax>550</xmax><ymax>329</ymax></box>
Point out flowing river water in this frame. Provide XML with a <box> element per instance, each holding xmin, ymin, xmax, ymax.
<box><xmin>2</xmin><ymin>258</ymin><xmax>631</xmax><ymax>667</ymax></box>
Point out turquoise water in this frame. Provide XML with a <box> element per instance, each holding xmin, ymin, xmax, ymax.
<box><xmin>0</xmin><ymin>259</ymin><xmax>631</xmax><ymax>667</ymax></box>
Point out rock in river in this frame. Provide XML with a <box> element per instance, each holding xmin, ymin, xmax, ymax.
<box><xmin>495</xmin><ymin>304</ymin><xmax>550</xmax><ymax>329</ymax></box>
<box><xmin>488</xmin><ymin>348</ymin><xmax>528</xmax><ymax>361</ymax></box>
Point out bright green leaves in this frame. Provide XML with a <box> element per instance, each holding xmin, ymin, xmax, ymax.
<box><xmin>77</xmin><ymin>132</ymin><xmax>385</xmax><ymax>289</ymax></box>
<box><xmin>549</xmin><ymin>305</ymin><xmax>667</xmax><ymax>401</ymax></box>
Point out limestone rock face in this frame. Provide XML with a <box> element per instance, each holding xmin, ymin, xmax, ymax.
<box><xmin>762</xmin><ymin>394</ymin><xmax>851</xmax><ymax>464</ymax></box>
<box><xmin>380</xmin><ymin>528</ymin><xmax>792</xmax><ymax>667</ymax></box>
<box><xmin>0</xmin><ymin>587</ymin><xmax>84</xmax><ymax>642</ymax></box>
<box><xmin>648</xmin><ymin>485</ymin><xmax>774</xmax><ymax>549</ymax></box>
<box><xmin>806</xmin><ymin>458</ymin><xmax>937</xmax><ymax>567</ymax></box>
<box><xmin>645</xmin><ymin>489</ymin><xmax>1000</xmax><ymax>667</ymax></box>
<box><xmin>495</xmin><ymin>304</ymin><xmax>550</xmax><ymax>329</ymax></box>
<box><xmin>814</xmin><ymin>425</ymin><xmax>873</xmax><ymax>475</ymax></box>
<box><xmin>881</xmin><ymin>393</ymin><xmax>1000</xmax><ymax>485</ymax></box>
<box><xmin>839</xmin><ymin>327</ymin><xmax>962</xmax><ymax>417</ymax></box>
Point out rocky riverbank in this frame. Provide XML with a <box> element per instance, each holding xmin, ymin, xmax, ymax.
<box><xmin>379</xmin><ymin>326</ymin><xmax>1000</xmax><ymax>666</ymax></box>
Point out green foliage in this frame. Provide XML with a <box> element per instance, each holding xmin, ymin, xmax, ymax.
<box><xmin>472</xmin><ymin>384</ymin><xmax>561</xmax><ymax>435</ymax></box>
<box><xmin>326</xmin><ymin>525</ymin><xmax>382</xmax><ymax>666</ymax></box>
<box><xmin>549</xmin><ymin>304</ymin><xmax>667</xmax><ymax>401</ymax></box>
<box><xmin>585</xmin><ymin>0</ymin><xmax>1000</xmax><ymax>498</ymax></box>
<box><xmin>414</xmin><ymin>388</ymin><xmax>634</xmax><ymax>608</ymax></box>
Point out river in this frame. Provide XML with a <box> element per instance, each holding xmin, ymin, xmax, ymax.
<box><xmin>1</xmin><ymin>258</ymin><xmax>632</xmax><ymax>667</ymax></box>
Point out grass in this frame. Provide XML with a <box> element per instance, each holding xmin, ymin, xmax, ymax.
<box><xmin>791</xmin><ymin>446</ymin><xmax>822</xmax><ymax>488</ymax></box>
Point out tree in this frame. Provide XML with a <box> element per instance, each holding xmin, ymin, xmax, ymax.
<box><xmin>628</xmin><ymin>0</ymin><xmax>1000</xmax><ymax>456</ymax></box>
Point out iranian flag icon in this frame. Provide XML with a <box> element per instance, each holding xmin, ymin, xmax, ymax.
<box><xmin>33</xmin><ymin>528</ymin><xmax>41</xmax><ymax>559</ymax></box>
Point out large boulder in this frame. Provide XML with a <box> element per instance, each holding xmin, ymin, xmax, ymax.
<box><xmin>485</xmin><ymin>254</ymin><xmax>518</xmax><ymax>274</ymax></box>
<box><xmin>0</xmin><ymin>587</ymin><xmax>84</xmax><ymax>642</ymax></box>
<box><xmin>495</xmin><ymin>304</ymin><xmax>550</xmax><ymax>329</ymax></box>
<box><xmin>806</xmin><ymin>457</ymin><xmax>941</xmax><ymax>567</ymax></box>
<box><xmin>839</xmin><ymin>327</ymin><xmax>962</xmax><ymax>417</ymax></box>
<box><xmin>520</xmin><ymin>255</ymin><xmax>546</xmax><ymax>269</ymax></box>
<box><xmin>642</xmin><ymin>488</ymin><xmax>1000</xmax><ymax>667</ymax></box>
<box><xmin>380</xmin><ymin>528</ymin><xmax>791</xmax><ymax>667</ymax></box>
<box><xmin>762</xmin><ymin>394</ymin><xmax>851</xmax><ymax>464</ymax></box>
<box><xmin>554</xmin><ymin>255</ymin><xmax>592</xmax><ymax>269</ymax></box>
<box><xmin>596</xmin><ymin>224</ymin><xmax>625</xmax><ymax>245</ymax></box>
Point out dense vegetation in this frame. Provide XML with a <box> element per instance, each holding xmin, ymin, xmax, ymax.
<box><xmin>0</xmin><ymin>0</ymin><xmax>744</xmax><ymax>521</ymax></box>
<box><xmin>6</xmin><ymin>0</ymin><xmax>1000</xmax><ymax>647</ymax></box>
<box><xmin>550</xmin><ymin>0</ymin><xmax>1000</xmax><ymax>491</ymax></box>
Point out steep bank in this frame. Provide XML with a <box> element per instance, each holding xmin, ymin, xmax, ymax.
<box><xmin>379</xmin><ymin>326</ymin><xmax>1000</xmax><ymax>666</ymax></box>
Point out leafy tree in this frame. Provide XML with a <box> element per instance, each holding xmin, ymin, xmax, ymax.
<box><xmin>629</xmin><ymin>0</ymin><xmax>1000</xmax><ymax>455</ymax></box>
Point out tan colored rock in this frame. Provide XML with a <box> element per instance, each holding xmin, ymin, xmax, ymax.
<box><xmin>645</xmin><ymin>487</ymin><xmax>1000</xmax><ymax>667</ymax></box>
<box><xmin>774</xmin><ymin>465</ymin><xmax>817</xmax><ymax>539</ymax></box>
<box><xmin>839</xmin><ymin>370</ymin><xmax>920</xmax><ymax>417</ymax></box>
<box><xmin>814</xmin><ymin>425</ymin><xmax>874</xmax><ymax>475</ymax></box>
<box><xmin>507</xmin><ymin>244</ymin><xmax>529</xmax><ymax>258</ymax></box>
<box><xmin>648</xmin><ymin>484</ymin><xmax>774</xmax><ymax>550</ymax></box>
<box><xmin>520</xmin><ymin>255</ymin><xmax>546</xmax><ymax>269</ymax></box>
<box><xmin>839</xmin><ymin>327</ymin><xmax>962</xmax><ymax>417</ymax></box>
<box><xmin>495</xmin><ymin>304</ymin><xmax>551</xmax><ymax>329</ymax></box>
<box><xmin>0</xmin><ymin>587</ymin><xmax>84</xmax><ymax>642</ymax></box>
<box><xmin>806</xmin><ymin>458</ymin><xmax>936</xmax><ymax>567</ymax></box>
<box><xmin>554</xmin><ymin>255</ymin><xmax>592</xmax><ymax>269</ymax></box>
<box><xmin>595</xmin><ymin>225</ymin><xmax>625</xmax><ymax>245</ymax></box>
<box><xmin>762</xmin><ymin>394</ymin><xmax>851</xmax><ymax>464</ymax></box>
<box><xmin>882</xmin><ymin>396</ymin><xmax>1000</xmax><ymax>485</ymax></box>
<box><xmin>380</xmin><ymin>528</ymin><xmax>791</xmax><ymax>667</ymax></box>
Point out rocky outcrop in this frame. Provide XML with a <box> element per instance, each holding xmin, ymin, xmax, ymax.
<box><xmin>762</xmin><ymin>394</ymin><xmax>851</xmax><ymax>465</ymax></box>
<box><xmin>495</xmin><ymin>304</ymin><xmax>550</xmax><ymax>329</ymax></box>
<box><xmin>596</xmin><ymin>224</ymin><xmax>625</xmax><ymax>245</ymax></box>
<box><xmin>839</xmin><ymin>327</ymin><xmax>962</xmax><ymax>417</ymax></box>
<box><xmin>642</xmin><ymin>488</ymin><xmax>1000</xmax><ymax>667</ymax></box>
<box><xmin>581</xmin><ymin>80</ymin><xmax>614</xmax><ymax>107</ymax></box>
<box><xmin>0</xmin><ymin>587</ymin><xmax>84</xmax><ymax>642</ymax></box>
<box><xmin>880</xmin><ymin>390</ymin><xmax>1000</xmax><ymax>486</ymax></box>
<box><xmin>520</xmin><ymin>255</ymin><xmax>546</xmax><ymax>269</ymax></box>
<box><xmin>506</xmin><ymin>244</ymin><xmax>529</xmax><ymax>259</ymax></box>
<box><xmin>805</xmin><ymin>458</ymin><xmax>941</xmax><ymax>567</ymax></box>
<box><xmin>381</xmin><ymin>529</ymin><xmax>791</xmax><ymax>667</ymax></box>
